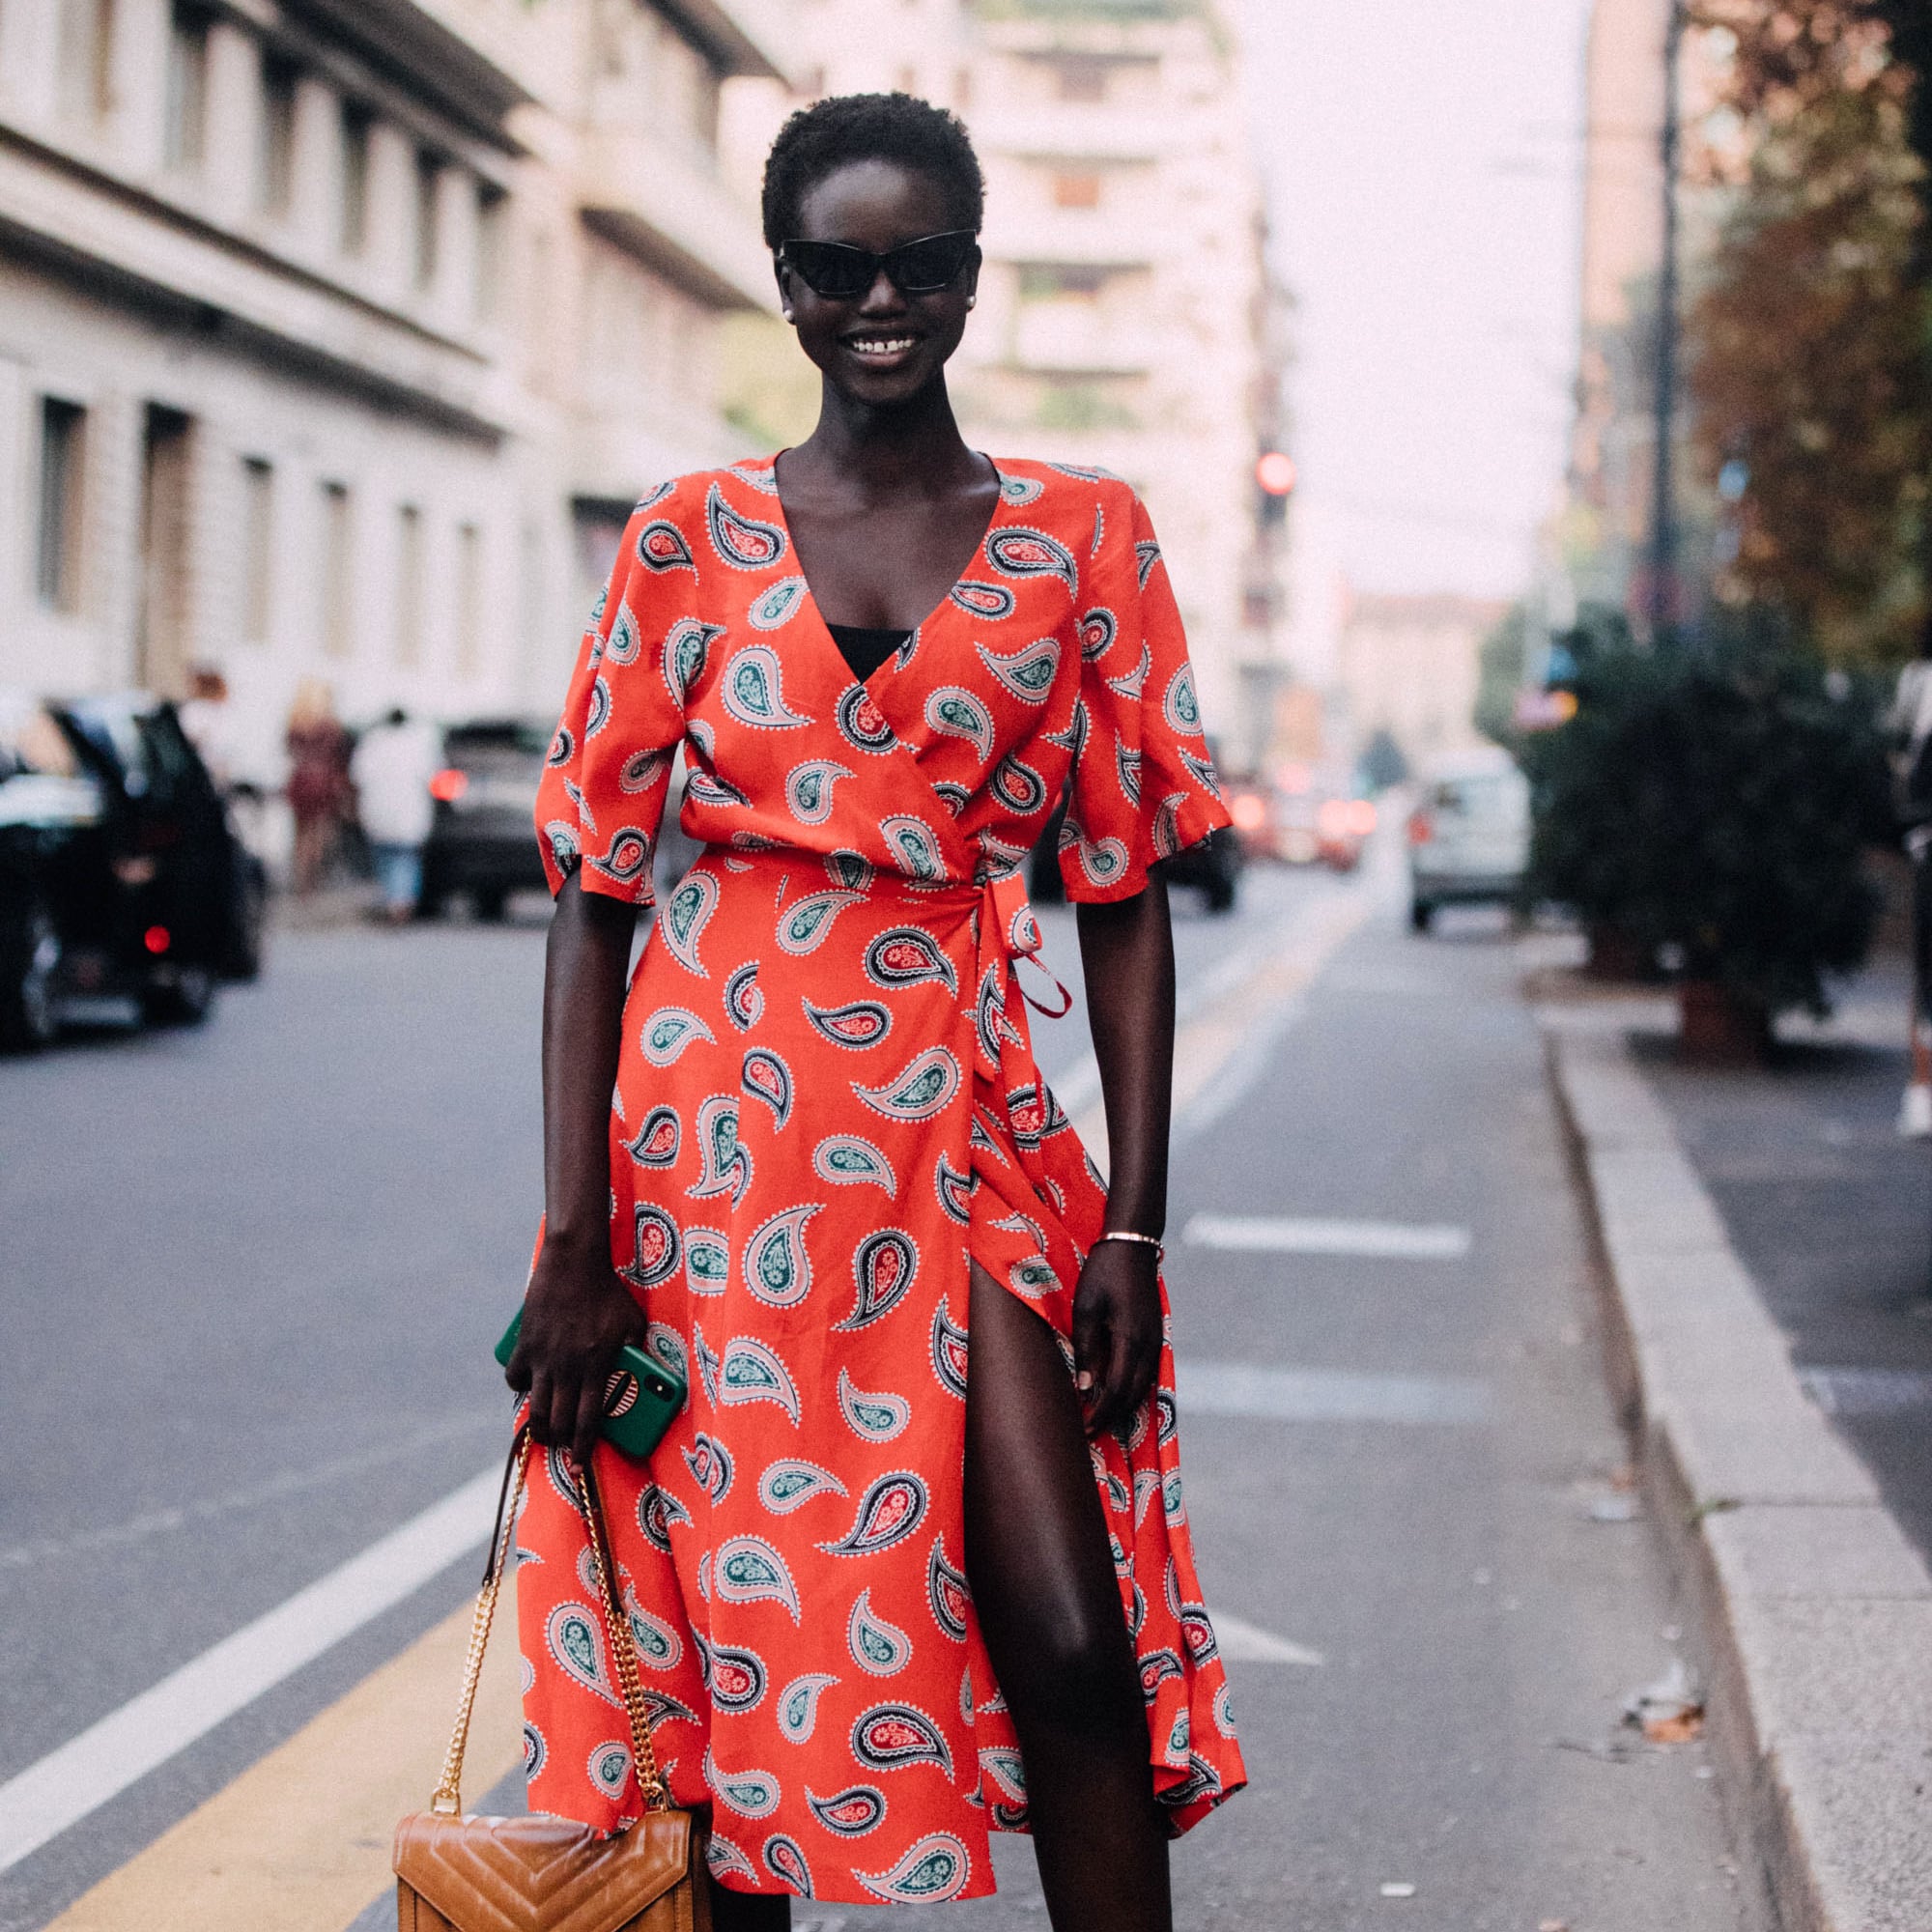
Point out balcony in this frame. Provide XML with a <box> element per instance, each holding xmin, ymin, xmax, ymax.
<box><xmin>578</xmin><ymin>126</ymin><xmax>777</xmax><ymax>314</ymax></box>
<box><xmin>1010</xmin><ymin>298</ymin><xmax>1154</xmax><ymax>375</ymax></box>
<box><xmin>982</xmin><ymin>204</ymin><xmax>1159</xmax><ymax>272</ymax></box>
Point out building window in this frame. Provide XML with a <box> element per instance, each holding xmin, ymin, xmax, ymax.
<box><xmin>321</xmin><ymin>481</ymin><xmax>351</xmax><ymax>659</ymax></box>
<box><xmin>56</xmin><ymin>0</ymin><xmax>114</xmax><ymax>125</ymax></box>
<box><xmin>339</xmin><ymin>103</ymin><xmax>371</xmax><ymax>254</ymax></box>
<box><xmin>1052</xmin><ymin>171</ymin><xmax>1102</xmax><ymax>210</ymax></box>
<box><xmin>475</xmin><ymin>184</ymin><xmax>506</xmax><ymax>321</ymax></box>
<box><xmin>412</xmin><ymin>151</ymin><xmax>440</xmax><ymax>291</ymax></box>
<box><xmin>163</xmin><ymin>4</ymin><xmax>208</xmax><ymax>170</ymax></box>
<box><xmin>394</xmin><ymin>504</ymin><xmax>423</xmax><ymax>667</ymax></box>
<box><xmin>36</xmin><ymin>399</ymin><xmax>86</xmax><ymax>612</ymax></box>
<box><xmin>242</xmin><ymin>457</ymin><xmax>272</xmax><ymax>643</ymax></box>
<box><xmin>454</xmin><ymin>522</ymin><xmax>481</xmax><ymax>678</ymax></box>
<box><xmin>1056</xmin><ymin>57</ymin><xmax>1109</xmax><ymax>101</ymax></box>
<box><xmin>258</xmin><ymin>56</ymin><xmax>298</xmax><ymax>216</ymax></box>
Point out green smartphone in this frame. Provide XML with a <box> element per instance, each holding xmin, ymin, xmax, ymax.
<box><xmin>496</xmin><ymin>1311</ymin><xmax>685</xmax><ymax>1461</ymax></box>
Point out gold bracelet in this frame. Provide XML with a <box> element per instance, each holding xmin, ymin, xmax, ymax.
<box><xmin>1094</xmin><ymin>1229</ymin><xmax>1164</xmax><ymax>1261</ymax></box>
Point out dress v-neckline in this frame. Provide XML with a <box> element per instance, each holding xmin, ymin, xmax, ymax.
<box><xmin>765</xmin><ymin>450</ymin><xmax>1008</xmax><ymax>691</ymax></box>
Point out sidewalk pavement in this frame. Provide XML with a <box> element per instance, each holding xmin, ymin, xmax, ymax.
<box><xmin>1537</xmin><ymin>953</ymin><xmax>1932</xmax><ymax>1932</ymax></box>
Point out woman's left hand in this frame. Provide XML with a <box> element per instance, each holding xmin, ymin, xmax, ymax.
<box><xmin>1071</xmin><ymin>1237</ymin><xmax>1163</xmax><ymax>1438</ymax></box>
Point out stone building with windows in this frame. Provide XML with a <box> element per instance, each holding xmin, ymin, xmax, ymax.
<box><xmin>724</xmin><ymin>0</ymin><xmax>1289</xmax><ymax>752</ymax></box>
<box><xmin>0</xmin><ymin>0</ymin><xmax>791</xmax><ymax>777</ymax></box>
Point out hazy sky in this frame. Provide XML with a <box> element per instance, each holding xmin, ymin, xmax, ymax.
<box><xmin>1236</xmin><ymin>0</ymin><xmax>1594</xmax><ymax>615</ymax></box>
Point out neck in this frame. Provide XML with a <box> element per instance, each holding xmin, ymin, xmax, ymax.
<box><xmin>790</xmin><ymin>373</ymin><xmax>979</xmax><ymax>501</ymax></box>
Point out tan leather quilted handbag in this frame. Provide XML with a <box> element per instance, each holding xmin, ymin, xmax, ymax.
<box><xmin>393</xmin><ymin>1428</ymin><xmax>711</xmax><ymax>1932</ymax></box>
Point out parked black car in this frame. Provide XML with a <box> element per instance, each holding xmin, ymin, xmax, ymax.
<box><xmin>1026</xmin><ymin>794</ymin><xmax>1243</xmax><ymax>913</ymax></box>
<box><xmin>419</xmin><ymin>719</ymin><xmax>554</xmax><ymax>920</ymax></box>
<box><xmin>0</xmin><ymin>694</ymin><xmax>266</xmax><ymax>1049</ymax></box>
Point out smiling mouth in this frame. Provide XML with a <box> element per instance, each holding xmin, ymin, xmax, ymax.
<box><xmin>845</xmin><ymin>334</ymin><xmax>920</xmax><ymax>358</ymax></box>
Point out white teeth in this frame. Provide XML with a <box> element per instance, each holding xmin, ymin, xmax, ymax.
<box><xmin>850</xmin><ymin>337</ymin><xmax>915</xmax><ymax>356</ymax></box>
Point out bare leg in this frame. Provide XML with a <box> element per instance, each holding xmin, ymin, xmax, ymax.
<box><xmin>705</xmin><ymin>1877</ymin><xmax>788</xmax><ymax>1931</ymax></box>
<box><xmin>964</xmin><ymin>1260</ymin><xmax>1173</xmax><ymax>1932</ymax></box>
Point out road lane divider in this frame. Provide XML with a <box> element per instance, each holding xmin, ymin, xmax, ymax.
<box><xmin>1183</xmin><ymin>1214</ymin><xmax>1471</xmax><ymax>1260</ymax></box>
<box><xmin>41</xmin><ymin>1579</ymin><xmax>524</xmax><ymax>1932</ymax></box>
<box><xmin>1177</xmin><ymin>1359</ymin><xmax>1494</xmax><ymax>1427</ymax></box>
<box><xmin>0</xmin><ymin>1463</ymin><xmax>502</xmax><ymax>1874</ymax></box>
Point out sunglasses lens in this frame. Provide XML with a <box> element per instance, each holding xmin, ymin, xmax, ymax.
<box><xmin>786</xmin><ymin>243</ymin><xmax>870</xmax><ymax>298</ymax></box>
<box><xmin>891</xmin><ymin>235</ymin><xmax>974</xmax><ymax>291</ymax></box>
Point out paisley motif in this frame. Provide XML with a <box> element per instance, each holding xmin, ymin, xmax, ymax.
<box><xmin>1180</xmin><ymin>745</ymin><xmax>1223</xmax><ymax>797</ymax></box>
<box><xmin>802</xmin><ymin>999</ymin><xmax>892</xmax><ymax>1050</ymax></box>
<box><xmin>719</xmin><ymin>1337</ymin><xmax>802</xmax><ymax>1422</ymax></box>
<box><xmin>848</xmin><ymin>1704</ymin><xmax>952</xmax><ymax>1776</ymax></box>
<box><xmin>934</xmin><ymin>1152</ymin><xmax>976</xmax><ymax>1224</ymax></box>
<box><xmin>1135</xmin><ymin>534</ymin><xmax>1162</xmax><ymax>585</ymax></box>
<box><xmin>624</xmin><ymin>1104</ymin><xmax>679</xmax><ymax>1168</ymax></box>
<box><xmin>1116</xmin><ymin>739</ymin><xmax>1144</xmax><ymax>807</ymax></box>
<box><xmin>1073</xmin><ymin>833</ymin><xmax>1131</xmax><ymax>889</ymax></box>
<box><xmin>662</xmin><ymin>618</ymin><xmax>724</xmax><ymax>706</ymax></box>
<box><xmin>605</xmin><ymin>599</ymin><xmax>641</xmax><ymax>666</ymax></box>
<box><xmin>722</xmin><ymin>645</ymin><xmax>810</xmax><ymax>729</ymax></box>
<box><xmin>777</xmin><ymin>889</ymin><xmax>864</xmax><ymax>955</ymax></box>
<box><xmin>546</xmin><ymin>724</ymin><xmax>573</xmax><ymax>769</ymax></box>
<box><xmin>1164</xmin><ymin>665</ymin><xmax>1202</xmax><ymax>734</ymax></box>
<box><xmin>976</xmin><ymin>634</ymin><xmax>1061</xmax><ymax>703</ymax></box>
<box><xmin>852</xmin><ymin>1046</ymin><xmax>960</xmax><ymax>1122</ymax></box>
<box><xmin>717</xmin><ymin>1535</ymin><xmax>803</xmax><ymax>1622</ymax></box>
<box><xmin>930</xmin><ymin>1296</ymin><xmax>970</xmax><ymax>1400</ymax></box>
<box><xmin>880</xmin><ymin>814</ymin><xmax>946</xmax><ymax>882</ymax></box>
<box><xmin>683</xmin><ymin>766</ymin><xmax>750</xmax><ymax>810</ymax></box>
<box><xmin>724</xmin><ymin>959</ymin><xmax>762</xmax><ymax>1032</ymax></box>
<box><xmin>933</xmin><ymin>780</ymin><xmax>970</xmax><ymax>816</ymax></box>
<box><xmin>1078</xmin><ymin>605</ymin><xmax>1118</xmax><ymax>661</ymax></box>
<box><xmin>847</xmin><ymin>1587</ymin><xmax>914</xmax><ymax>1676</ymax></box>
<box><xmin>978</xmin><ymin>1746</ymin><xmax>1026</xmax><ymax>1804</ymax></box>
<box><xmin>989</xmin><ymin>750</ymin><xmax>1048</xmax><ymax>815</ymax></box>
<box><xmin>689</xmin><ymin>1094</ymin><xmax>752</xmax><ymax>1207</ymax></box>
<box><xmin>820</xmin><ymin>1472</ymin><xmax>926</xmax><ymax>1557</ymax></box>
<box><xmin>855</xmin><ymin>1833</ymin><xmax>971</xmax><ymax>1905</ymax></box>
<box><xmin>684</xmin><ymin>1228</ymin><xmax>730</xmax><ymax>1294</ymax></box>
<box><xmin>636</xmin><ymin>1483</ymin><xmax>693</xmax><ymax>1552</ymax></box>
<box><xmin>1151</xmin><ymin>791</ymin><xmax>1187</xmax><ymax>860</ymax></box>
<box><xmin>639</xmin><ymin>1007</ymin><xmax>714</xmax><ymax>1065</ymax></box>
<box><xmin>659</xmin><ymin>871</ymin><xmax>718</xmax><ymax>978</ymax></box>
<box><xmin>744</xmin><ymin>1204</ymin><xmax>818</xmax><ymax>1308</ymax></box>
<box><xmin>813</xmin><ymin>1132</ymin><xmax>897</xmax><ymax>1194</ymax></box>
<box><xmin>949</xmin><ymin>580</ymin><xmax>1015</xmax><ymax>619</ymax></box>
<box><xmin>863</xmin><ymin>927</ymin><xmax>956</xmax><ymax>994</ymax></box>
<box><xmin>996</xmin><ymin>469</ymin><xmax>1043</xmax><ymax>504</ymax></box>
<box><xmin>586</xmin><ymin>826</ymin><xmax>651</xmax><ymax>890</ymax></box>
<box><xmin>1105</xmin><ymin>639</ymin><xmax>1151</xmax><ymax>699</ymax></box>
<box><xmin>683</xmin><ymin>1433</ymin><xmax>732</xmax><ymax>1505</ymax></box>
<box><xmin>701</xmin><ymin>1636</ymin><xmax>768</xmax><ymax>1714</ymax></box>
<box><xmin>523</xmin><ymin>1722</ymin><xmax>546</xmax><ymax>1778</ymax></box>
<box><xmin>837</xmin><ymin>1229</ymin><xmax>917</xmax><ymax>1332</ymax></box>
<box><xmin>714</xmin><ymin>1766</ymin><xmax>781</xmax><ymax>1819</ymax></box>
<box><xmin>741</xmin><ymin>1048</ymin><xmax>792</xmax><ymax>1128</ymax></box>
<box><xmin>705</xmin><ymin>482</ymin><xmax>787</xmax><ymax>569</ymax></box>
<box><xmin>986</xmin><ymin>526</ymin><xmax>1077</xmax><ymax>596</ymax></box>
<box><xmin>636</xmin><ymin>519</ymin><xmax>696</xmax><ymax>573</ymax></box>
<box><xmin>1179</xmin><ymin>1605</ymin><xmax>1219</xmax><ymax>1665</ymax></box>
<box><xmin>837</xmin><ymin>1366</ymin><xmax>911</xmax><ymax>1442</ymax></box>
<box><xmin>748</xmin><ymin>576</ymin><xmax>810</xmax><ymax>630</ymax></box>
<box><xmin>763</xmin><ymin>1834</ymin><xmax>812</xmax><ymax>1896</ymax></box>
<box><xmin>824</xmin><ymin>849</ymin><xmax>874</xmax><ymax>892</ymax></box>
<box><xmin>776</xmin><ymin>1671</ymin><xmax>838</xmax><ymax>1745</ymax></box>
<box><xmin>635</xmin><ymin>478</ymin><xmax>677</xmax><ymax>511</ymax></box>
<box><xmin>588</xmin><ymin>1742</ymin><xmax>633</xmax><ymax>1799</ymax></box>
<box><xmin>927</xmin><ymin>1537</ymin><xmax>971</xmax><ymax>1641</ymax></box>
<box><xmin>1138</xmin><ymin>1648</ymin><xmax>1183</xmax><ymax>1702</ymax></box>
<box><xmin>706</xmin><ymin>1833</ymin><xmax>758</xmax><ymax>1886</ymax></box>
<box><xmin>836</xmin><ymin>683</ymin><xmax>896</xmax><ymax>753</ymax></box>
<box><xmin>618</xmin><ymin>746</ymin><xmax>669</xmax><ymax>794</ymax></box>
<box><xmin>758</xmin><ymin>1459</ymin><xmax>848</xmax><ymax>1515</ymax></box>
<box><xmin>923</xmin><ymin>687</ymin><xmax>994</xmax><ymax>762</ymax></box>
<box><xmin>784</xmin><ymin>759</ymin><xmax>854</xmax><ymax>826</ymax></box>
<box><xmin>546</xmin><ymin>1604</ymin><xmax>619</xmax><ymax>1704</ymax></box>
<box><xmin>807</xmin><ymin>1784</ymin><xmax>887</xmax><ymax>1837</ymax></box>
<box><xmin>620</xmin><ymin>1204</ymin><xmax>680</xmax><ymax>1292</ymax></box>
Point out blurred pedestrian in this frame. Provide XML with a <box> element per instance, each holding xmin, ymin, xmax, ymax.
<box><xmin>285</xmin><ymin>680</ymin><xmax>351</xmax><ymax>895</ymax></box>
<box><xmin>178</xmin><ymin>665</ymin><xmax>238</xmax><ymax>791</ymax></box>
<box><xmin>350</xmin><ymin>706</ymin><xmax>439</xmax><ymax>923</ymax></box>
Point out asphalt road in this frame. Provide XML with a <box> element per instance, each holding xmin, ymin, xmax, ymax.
<box><xmin>2</xmin><ymin>862</ymin><xmax>1761</xmax><ymax>1931</ymax></box>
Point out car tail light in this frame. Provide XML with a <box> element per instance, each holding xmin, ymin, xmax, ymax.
<box><xmin>143</xmin><ymin>924</ymin><xmax>171</xmax><ymax>954</ymax></box>
<box><xmin>1230</xmin><ymin>792</ymin><xmax>1267</xmax><ymax>833</ymax></box>
<box><xmin>1317</xmin><ymin>799</ymin><xmax>1349</xmax><ymax>838</ymax></box>
<box><xmin>1408</xmin><ymin>810</ymin><xmax>1435</xmax><ymax>845</ymax></box>
<box><xmin>429</xmin><ymin>768</ymin><xmax>469</xmax><ymax>804</ymax></box>
<box><xmin>1345</xmin><ymin>800</ymin><xmax>1378</xmax><ymax>838</ymax></box>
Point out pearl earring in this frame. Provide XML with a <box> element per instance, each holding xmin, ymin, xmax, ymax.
<box><xmin>782</xmin><ymin>308</ymin><xmax>794</xmax><ymax>322</ymax></box>
<box><xmin>966</xmin><ymin>296</ymin><xmax>977</xmax><ymax>309</ymax></box>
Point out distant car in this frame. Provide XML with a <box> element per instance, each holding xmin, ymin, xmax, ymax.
<box><xmin>419</xmin><ymin>720</ymin><xmax>554</xmax><ymax>919</ymax></box>
<box><xmin>1406</xmin><ymin>750</ymin><xmax>1531</xmax><ymax>931</ymax></box>
<box><xmin>0</xmin><ymin>693</ymin><xmax>265</xmax><ymax>1049</ymax></box>
<box><xmin>1315</xmin><ymin>792</ymin><xmax>1378</xmax><ymax>872</ymax></box>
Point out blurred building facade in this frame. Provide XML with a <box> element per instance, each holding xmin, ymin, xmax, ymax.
<box><xmin>1337</xmin><ymin>587</ymin><xmax>1508</xmax><ymax>773</ymax></box>
<box><xmin>0</xmin><ymin>0</ymin><xmax>789</xmax><ymax>775</ymax></box>
<box><xmin>724</xmin><ymin>0</ymin><xmax>1292</xmax><ymax>755</ymax></box>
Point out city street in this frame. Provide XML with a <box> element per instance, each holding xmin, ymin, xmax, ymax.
<box><xmin>1</xmin><ymin>855</ymin><xmax>1759</xmax><ymax>1932</ymax></box>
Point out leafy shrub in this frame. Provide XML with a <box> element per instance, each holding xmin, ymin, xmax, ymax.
<box><xmin>1520</xmin><ymin>621</ymin><xmax>1889</xmax><ymax>1016</ymax></box>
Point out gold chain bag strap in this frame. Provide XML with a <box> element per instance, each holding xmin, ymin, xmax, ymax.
<box><xmin>393</xmin><ymin>1426</ymin><xmax>711</xmax><ymax>1932</ymax></box>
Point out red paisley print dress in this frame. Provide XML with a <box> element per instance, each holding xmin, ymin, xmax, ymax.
<box><xmin>516</xmin><ymin>457</ymin><xmax>1246</xmax><ymax>1905</ymax></box>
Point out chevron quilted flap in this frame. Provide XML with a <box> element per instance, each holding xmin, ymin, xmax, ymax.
<box><xmin>394</xmin><ymin>1809</ymin><xmax>695</xmax><ymax>1932</ymax></box>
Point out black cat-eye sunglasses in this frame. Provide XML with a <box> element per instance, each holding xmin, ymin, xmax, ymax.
<box><xmin>778</xmin><ymin>230</ymin><xmax>980</xmax><ymax>300</ymax></box>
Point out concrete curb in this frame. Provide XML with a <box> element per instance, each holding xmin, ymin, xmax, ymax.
<box><xmin>1545</xmin><ymin>1026</ymin><xmax>1932</xmax><ymax>1932</ymax></box>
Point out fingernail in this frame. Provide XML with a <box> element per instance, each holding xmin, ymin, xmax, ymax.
<box><xmin>1076</xmin><ymin>1372</ymin><xmax>1094</xmax><ymax>1391</ymax></box>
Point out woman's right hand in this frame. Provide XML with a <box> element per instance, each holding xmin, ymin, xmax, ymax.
<box><xmin>505</xmin><ymin>1233</ymin><xmax>646</xmax><ymax>1467</ymax></box>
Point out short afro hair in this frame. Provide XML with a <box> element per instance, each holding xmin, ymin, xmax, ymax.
<box><xmin>761</xmin><ymin>93</ymin><xmax>984</xmax><ymax>251</ymax></box>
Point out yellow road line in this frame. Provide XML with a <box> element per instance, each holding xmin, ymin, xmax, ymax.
<box><xmin>45</xmin><ymin>1581</ymin><xmax>523</xmax><ymax>1932</ymax></box>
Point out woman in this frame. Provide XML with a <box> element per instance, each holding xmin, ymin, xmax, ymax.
<box><xmin>508</xmin><ymin>94</ymin><xmax>1245</xmax><ymax>1930</ymax></box>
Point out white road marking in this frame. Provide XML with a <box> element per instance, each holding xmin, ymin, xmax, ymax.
<box><xmin>1176</xmin><ymin>1358</ymin><xmax>1494</xmax><ymax>1426</ymax></box>
<box><xmin>1210</xmin><ymin>1610</ymin><xmax>1325</xmax><ymax>1666</ymax></box>
<box><xmin>0</xmin><ymin>1463</ymin><xmax>500</xmax><ymax>1873</ymax></box>
<box><xmin>1184</xmin><ymin>1213</ymin><xmax>1472</xmax><ymax>1260</ymax></box>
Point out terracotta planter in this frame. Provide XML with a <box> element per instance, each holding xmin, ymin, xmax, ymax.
<box><xmin>1677</xmin><ymin>980</ymin><xmax>1772</xmax><ymax>1066</ymax></box>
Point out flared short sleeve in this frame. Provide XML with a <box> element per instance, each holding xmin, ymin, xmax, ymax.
<box><xmin>534</xmin><ymin>496</ymin><xmax>689</xmax><ymax>905</ymax></box>
<box><xmin>1060</xmin><ymin>490</ymin><xmax>1232</xmax><ymax>902</ymax></box>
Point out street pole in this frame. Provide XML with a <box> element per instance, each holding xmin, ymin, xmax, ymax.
<box><xmin>1648</xmin><ymin>0</ymin><xmax>1686</xmax><ymax>638</ymax></box>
